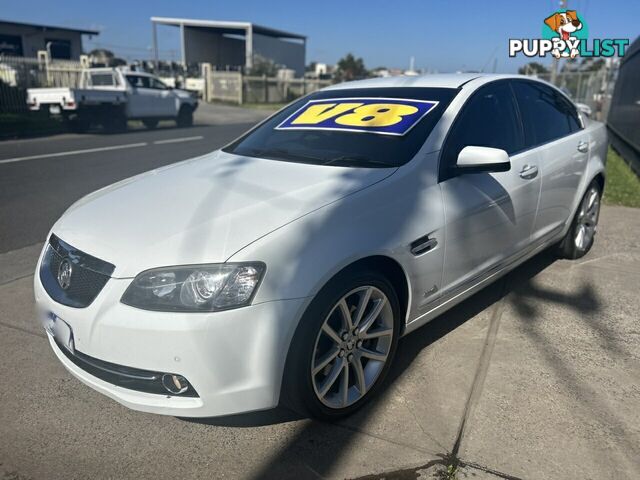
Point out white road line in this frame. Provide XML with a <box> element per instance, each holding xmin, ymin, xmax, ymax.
<box><xmin>153</xmin><ymin>135</ymin><xmax>204</xmax><ymax>145</ymax></box>
<box><xmin>0</xmin><ymin>142</ymin><xmax>148</xmax><ymax>165</ymax></box>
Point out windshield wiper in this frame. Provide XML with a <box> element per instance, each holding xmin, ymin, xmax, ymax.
<box><xmin>238</xmin><ymin>148</ymin><xmax>395</xmax><ymax>168</ymax></box>
<box><xmin>243</xmin><ymin>147</ymin><xmax>327</xmax><ymax>164</ymax></box>
<box><xmin>322</xmin><ymin>156</ymin><xmax>396</xmax><ymax>168</ymax></box>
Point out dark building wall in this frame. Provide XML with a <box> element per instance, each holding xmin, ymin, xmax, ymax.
<box><xmin>608</xmin><ymin>36</ymin><xmax>640</xmax><ymax>173</ymax></box>
<box><xmin>183</xmin><ymin>27</ymin><xmax>245</xmax><ymax>69</ymax></box>
<box><xmin>252</xmin><ymin>33</ymin><xmax>304</xmax><ymax>76</ymax></box>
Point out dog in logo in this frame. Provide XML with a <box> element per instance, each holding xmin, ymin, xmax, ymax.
<box><xmin>545</xmin><ymin>10</ymin><xmax>583</xmax><ymax>58</ymax></box>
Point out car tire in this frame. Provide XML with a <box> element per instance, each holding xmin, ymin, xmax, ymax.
<box><xmin>143</xmin><ymin>119</ymin><xmax>159</xmax><ymax>129</ymax></box>
<box><xmin>176</xmin><ymin>106</ymin><xmax>193</xmax><ymax>128</ymax></box>
<box><xmin>555</xmin><ymin>180</ymin><xmax>602</xmax><ymax>259</ymax></box>
<box><xmin>282</xmin><ymin>267</ymin><xmax>401</xmax><ymax>420</ymax></box>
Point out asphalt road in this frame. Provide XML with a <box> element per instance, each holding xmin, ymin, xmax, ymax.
<box><xmin>0</xmin><ymin>104</ymin><xmax>269</xmax><ymax>253</ymax></box>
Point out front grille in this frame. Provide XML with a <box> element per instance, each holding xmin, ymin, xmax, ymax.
<box><xmin>55</xmin><ymin>339</ymin><xmax>199</xmax><ymax>397</ymax></box>
<box><xmin>39</xmin><ymin>234</ymin><xmax>115</xmax><ymax>308</ymax></box>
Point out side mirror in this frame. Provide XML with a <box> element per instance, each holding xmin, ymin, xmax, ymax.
<box><xmin>455</xmin><ymin>146</ymin><xmax>511</xmax><ymax>174</ymax></box>
<box><xmin>576</xmin><ymin>103</ymin><xmax>592</xmax><ymax>118</ymax></box>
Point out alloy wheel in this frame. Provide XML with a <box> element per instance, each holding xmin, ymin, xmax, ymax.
<box><xmin>575</xmin><ymin>186</ymin><xmax>600</xmax><ymax>251</ymax></box>
<box><xmin>311</xmin><ymin>286</ymin><xmax>394</xmax><ymax>409</ymax></box>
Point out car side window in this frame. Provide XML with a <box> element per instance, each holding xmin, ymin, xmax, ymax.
<box><xmin>442</xmin><ymin>81</ymin><xmax>523</xmax><ymax>173</ymax></box>
<box><xmin>151</xmin><ymin>78</ymin><xmax>168</xmax><ymax>90</ymax></box>
<box><xmin>512</xmin><ymin>81</ymin><xmax>581</xmax><ymax>148</ymax></box>
<box><xmin>90</xmin><ymin>73</ymin><xmax>115</xmax><ymax>87</ymax></box>
<box><xmin>126</xmin><ymin>75</ymin><xmax>150</xmax><ymax>89</ymax></box>
<box><xmin>558</xmin><ymin>93</ymin><xmax>583</xmax><ymax>133</ymax></box>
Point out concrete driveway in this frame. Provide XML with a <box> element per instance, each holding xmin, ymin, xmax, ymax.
<box><xmin>1</xmin><ymin>205</ymin><xmax>638</xmax><ymax>480</ymax></box>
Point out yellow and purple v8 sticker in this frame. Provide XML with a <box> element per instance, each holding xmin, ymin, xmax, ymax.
<box><xmin>276</xmin><ymin>97</ymin><xmax>439</xmax><ymax>136</ymax></box>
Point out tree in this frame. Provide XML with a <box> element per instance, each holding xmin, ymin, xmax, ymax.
<box><xmin>561</xmin><ymin>57</ymin><xmax>580</xmax><ymax>72</ymax></box>
<box><xmin>335</xmin><ymin>53</ymin><xmax>368</xmax><ymax>82</ymax></box>
<box><xmin>250</xmin><ymin>55</ymin><xmax>278</xmax><ymax>76</ymax></box>
<box><xmin>580</xmin><ymin>58</ymin><xmax>605</xmax><ymax>72</ymax></box>
<box><xmin>518</xmin><ymin>62</ymin><xmax>549</xmax><ymax>75</ymax></box>
<box><xmin>88</xmin><ymin>48</ymin><xmax>126</xmax><ymax>68</ymax></box>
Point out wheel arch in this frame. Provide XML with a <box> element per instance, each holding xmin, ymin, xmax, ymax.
<box><xmin>294</xmin><ymin>253</ymin><xmax>412</xmax><ymax>340</ymax></box>
<box><xmin>279</xmin><ymin>253</ymin><xmax>411</xmax><ymax>412</ymax></box>
<box><xmin>593</xmin><ymin>171</ymin><xmax>605</xmax><ymax>193</ymax></box>
<box><xmin>336</xmin><ymin>255</ymin><xmax>410</xmax><ymax>327</ymax></box>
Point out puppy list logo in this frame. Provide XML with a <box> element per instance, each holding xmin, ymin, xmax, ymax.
<box><xmin>509</xmin><ymin>10</ymin><xmax>629</xmax><ymax>59</ymax></box>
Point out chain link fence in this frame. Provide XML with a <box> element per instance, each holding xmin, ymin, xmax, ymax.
<box><xmin>243</xmin><ymin>76</ymin><xmax>331</xmax><ymax>104</ymax></box>
<box><xmin>205</xmin><ymin>70</ymin><xmax>243</xmax><ymax>104</ymax></box>
<box><xmin>0</xmin><ymin>55</ymin><xmax>329</xmax><ymax>113</ymax></box>
<box><xmin>3</xmin><ymin>55</ymin><xmax>622</xmax><ymax>131</ymax></box>
<box><xmin>202</xmin><ymin>68</ymin><xmax>331</xmax><ymax>105</ymax></box>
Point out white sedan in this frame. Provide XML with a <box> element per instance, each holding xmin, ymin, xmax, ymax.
<box><xmin>35</xmin><ymin>74</ymin><xmax>608</xmax><ymax>419</ymax></box>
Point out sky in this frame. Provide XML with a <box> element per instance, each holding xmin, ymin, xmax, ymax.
<box><xmin>4</xmin><ymin>0</ymin><xmax>639</xmax><ymax>73</ymax></box>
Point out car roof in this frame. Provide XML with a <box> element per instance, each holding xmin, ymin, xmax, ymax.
<box><xmin>86</xmin><ymin>68</ymin><xmax>156</xmax><ymax>78</ymax></box>
<box><xmin>322</xmin><ymin>73</ymin><xmax>528</xmax><ymax>91</ymax></box>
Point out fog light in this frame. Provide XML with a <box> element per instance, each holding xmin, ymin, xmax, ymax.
<box><xmin>161</xmin><ymin>373</ymin><xmax>189</xmax><ymax>395</ymax></box>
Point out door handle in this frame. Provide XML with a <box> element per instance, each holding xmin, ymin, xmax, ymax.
<box><xmin>519</xmin><ymin>164</ymin><xmax>538</xmax><ymax>179</ymax></box>
<box><xmin>577</xmin><ymin>141</ymin><xmax>589</xmax><ymax>153</ymax></box>
<box><xmin>410</xmin><ymin>236</ymin><xmax>438</xmax><ymax>256</ymax></box>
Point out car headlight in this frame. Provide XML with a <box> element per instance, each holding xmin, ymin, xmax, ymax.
<box><xmin>121</xmin><ymin>263</ymin><xmax>265</xmax><ymax>312</ymax></box>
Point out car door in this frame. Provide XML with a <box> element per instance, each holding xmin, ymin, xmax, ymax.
<box><xmin>512</xmin><ymin>80</ymin><xmax>589</xmax><ymax>244</ymax></box>
<box><xmin>438</xmin><ymin>80</ymin><xmax>541</xmax><ymax>296</ymax></box>
<box><xmin>149</xmin><ymin>77</ymin><xmax>178</xmax><ymax>117</ymax></box>
<box><xmin>125</xmin><ymin>74</ymin><xmax>153</xmax><ymax>117</ymax></box>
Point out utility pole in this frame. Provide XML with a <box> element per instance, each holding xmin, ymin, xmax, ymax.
<box><xmin>551</xmin><ymin>0</ymin><xmax>567</xmax><ymax>86</ymax></box>
<box><xmin>152</xmin><ymin>21</ymin><xmax>159</xmax><ymax>70</ymax></box>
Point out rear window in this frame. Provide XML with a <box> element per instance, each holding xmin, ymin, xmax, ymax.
<box><xmin>224</xmin><ymin>87</ymin><xmax>458</xmax><ymax>168</ymax></box>
<box><xmin>90</xmin><ymin>73</ymin><xmax>115</xmax><ymax>87</ymax></box>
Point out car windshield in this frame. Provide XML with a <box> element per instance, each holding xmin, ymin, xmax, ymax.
<box><xmin>224</xmin><ymin>87</ymin><xmax>458</xmax><ymax>168</ymax></box>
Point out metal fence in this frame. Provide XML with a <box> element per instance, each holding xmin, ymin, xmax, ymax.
<box><xmin>205</xmin><ymin>70</ymin><xmax>243</xmax><ymax>104</ymax></box>
<box><xmin>5</xmin><ymin>54</ymin><xmax>618</xmax><ymax>126</ymax></box>
<box><xmin>0</xmin><ymin>55</ymin><xmax>329</xmax><ymax>113</ymax></box>
<box><xmin>243</xmin><ymin>76</ymin><xmax>331</xmax><ymax>104</ymax></box>
<box><xmin>203</xmin><ymin>70</ymin><xmax>331</xmax><ymax>105</ymax></box>
<box><xmin>0</xmin><ymin>53</ymin><xmax>85</xmax><ymax>113</ymax></box>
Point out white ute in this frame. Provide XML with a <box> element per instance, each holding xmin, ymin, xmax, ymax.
<box><xmin>27</xmin><ymin>68</ymin><xmax>198</xmax><ymax>132</ymax></box>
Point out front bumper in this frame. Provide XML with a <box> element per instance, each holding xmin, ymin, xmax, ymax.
<box><xmin>34</xmin><ymin>260</ymin><xmax>307</xmax><ymax>417</ymax></box>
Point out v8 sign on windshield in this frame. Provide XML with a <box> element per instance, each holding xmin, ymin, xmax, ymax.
<box><xmin>276</xmin><ymin>97</ymin><xmax>439</xmax><ymax>136</ymax></box>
